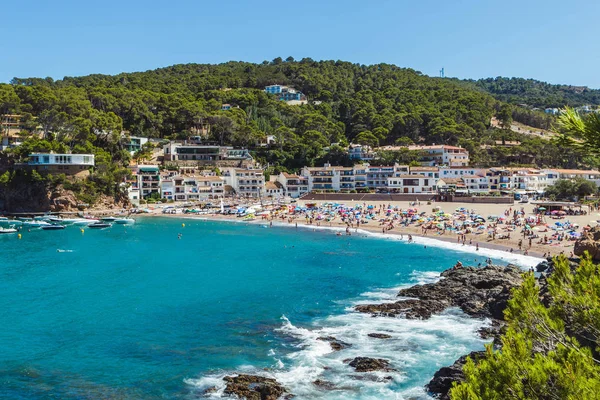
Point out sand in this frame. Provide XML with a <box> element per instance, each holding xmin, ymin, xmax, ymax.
<box><xmin>134</xmin><ymin>199</ymin><xmax>592</xmax><ymax>260</ymax></box>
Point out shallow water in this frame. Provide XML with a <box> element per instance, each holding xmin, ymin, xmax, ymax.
<box><xmin>0</xmin><ymin>218</ymin><xmax>530</xmax><ymax>399</ymax></box>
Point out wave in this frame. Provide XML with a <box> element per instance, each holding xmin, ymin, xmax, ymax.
<box><xmin>185</xmin><ymin>280</ymin><xmax>489</xmax><ymax>399</ymax></box>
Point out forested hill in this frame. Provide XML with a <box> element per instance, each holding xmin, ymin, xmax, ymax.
<box><xmin>466</xmin><ymin>77</ymin><xmax>600</xmax><ymax>108</ymax></box>
<box><xmin>6</xmin><ymin>59</ymin><xmax>497</xmax><ymax>149</ymax></box>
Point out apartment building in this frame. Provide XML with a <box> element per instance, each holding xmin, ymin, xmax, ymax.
<box><xmin>387</xmin><ymin>174</ymin><xmax>435</xmax><ymax>193</ymax></box>
<box><xmin>222</xmin><ymin>167</ymin><xmax>265</xmax><ymax>198</ymax></box>
<box><xmin>276</xmin><ymin>172</ymin><xmax>309</xmax><ymax>198</ymax></box>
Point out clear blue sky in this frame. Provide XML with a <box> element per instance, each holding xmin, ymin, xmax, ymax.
<box><xmin>2</xmin><ymin>0</ymin><xmax>599</xmax><ymax>88</ymax></box>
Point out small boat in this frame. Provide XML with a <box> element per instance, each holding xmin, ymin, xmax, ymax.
<box><xmin>42</xmin><ymin>225</ymin><xmax>66</xmax><ymax>231</ymax></box>
<box><xmin>88</xmin><ymin>222</ymin><xmax>111</xmax><ymax>229</ymax></box>
<box><xmin>0</xmin><ymin>227</ymin><xmax>17</xmax><ymax>234</ymax></box>
<box><xmin>114</xmin><ymin>218</ymin><xmax>135</xmax><ymax>225</ymax></box>
<box><xmin>73</xmin><ymin>219</ymin><xmax>99</xmax><ymax>226</ymax></box>
<box><xmin>0</xmin><ymin>217</ymin><xmax>8</xmax><ymax>221</ymax></box>
<box><xmin>17</xmin><ymin>217</ymin><xmax>32</xmax><ymax>221</ymax></box>
<box><xmin>22</xmin><ymin>220</ymin><xmax>51</xmax><ymax>228</ymax></box>
<box><xmin>100</xmin><ymin>216</ymin><xmax>117</xmax><ymax>222</ymax></box>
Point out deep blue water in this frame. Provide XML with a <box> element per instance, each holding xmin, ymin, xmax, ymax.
<box><xmin>0</xmin><ymin>218</ymin><xmax>506</xmax><ymax>399</ymax></box>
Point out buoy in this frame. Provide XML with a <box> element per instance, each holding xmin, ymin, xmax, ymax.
<box><xmin>80</xmin><ymin>228</ymin><xmax>84</xmax><ymax>233</ymax></box>
<box><xmin>18</xmin><ymin>234</ymin><xmax>22</xmax><ymax>239</ymax></box>
<box><xmin>182</xmin><ymin>223</ymin><xmax>185</xmax><ymax>227</ymax></box>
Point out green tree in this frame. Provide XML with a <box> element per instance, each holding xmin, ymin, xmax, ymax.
<box><xmin>497</xmin><ymin>104</ymin><xmax>513</xmax><ymax>129</ymax></box>
<box><xmin>354</xmin><ymin>131</ymin><xmax>379</xmax><ymax>147</ymax></box>
<box><xmin>451</xmin><ymin>255</ymin><xmax>600</xmax><ymax>400</ymax></box>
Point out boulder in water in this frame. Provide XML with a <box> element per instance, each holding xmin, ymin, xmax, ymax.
<box><xmin>223</xmin><ymin>374</ymin><xmax>289</xmax><ymax>400</ymax></box>
<box><xmin>316</xmin><ymin>336</ymin><xmax>352</xmax><ymax>351</ymax></box>
<box><xmin>368</xmin><ymin>333</ymin><xmax>392</xmax><ymax>339</ymax></box>
<box><xmin>426</xmin><ymin>351</ymin><xmax>485</xmax><ymax>399</ymax></box>
<box><xmin>347</xmin><ymin>357</ymin><xmax>395</xmax><ymax>372</ymax></box>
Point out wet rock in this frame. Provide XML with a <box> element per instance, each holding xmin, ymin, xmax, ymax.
<box><xmin>355</xmin><ymin>299</ymin><xmax>448</xmax><ymax>319</ymax></box>
<box><xmin>223</xmin><ymin>374</ymin><xmax>288</xmax><ymax>400</ymax></box>
<box><xmin>356</xmin><ymin>265</ymin><xmax>523</xmax><ymax>321</ymax></box>
<box><xmin>426</xmin><ymin>351</ymin><xmax>485</xmax><ymax>399</ymax></box>
<box><xmin>368</xmin><ymin>333</ymin><xmax>392</xmax><ymax>339</ymax></box>
<box><xmin>316</xmin><ymin>336</ymin><xmax>351</xmax><ymax>351</ymax></box>
<box><xmin>349</xmin><ymin>374</ymin><xmax>394</xmax><ymax>382</ymax></box>
<box><xmin>201</xmin><ymin>386</ymin><xmax>217</xmax><ymax>395</ymax></box>
<box><xmin>347</xmin><ymin>357</ymin><xmax>395</xmax><ymax>372</ymax></box>
<box><xmin>313</xmin><ymin>379</ymin><xmax>336</xmax><ymax>390</ymax></box>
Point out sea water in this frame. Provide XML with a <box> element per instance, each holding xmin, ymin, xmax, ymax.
<box><xmin>0</xmin><ymin>218</ymin><xmax>538</xmax><ymax>399</ymax></box>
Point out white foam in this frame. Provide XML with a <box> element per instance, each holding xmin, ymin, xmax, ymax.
<box><xmin>186</xmin><ymin>278</ymin><xmax>490</xmax><ymax>399</ymax></box>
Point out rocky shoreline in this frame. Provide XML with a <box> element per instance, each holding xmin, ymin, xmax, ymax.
<box><xmin>204</xmin><ymin>262</ymin><xmax>531</xmax><ymax>399</ymax></box>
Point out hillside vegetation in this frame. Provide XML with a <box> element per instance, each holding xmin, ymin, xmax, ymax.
<box><xmin>0</xmin><ymin>59</ymin><xmax>598</xmax><ymax>179</ymax></box>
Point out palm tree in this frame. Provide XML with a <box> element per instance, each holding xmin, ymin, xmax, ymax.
<box><xmin>557</xmin><ymin>107</ymin><xmax>600</xmax><ymax>154</ymax></box>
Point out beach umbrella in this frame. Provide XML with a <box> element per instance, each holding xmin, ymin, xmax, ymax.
<box><xmin>538</xmin><ymin>207</ymin><xmax>546</xmax><ymax>211</ymax></box>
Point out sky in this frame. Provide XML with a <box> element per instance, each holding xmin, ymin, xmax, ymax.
<box><xmin>1</xmin><ymin>0</ymin><xmax>599</xmax><ymax>88</ymax></box>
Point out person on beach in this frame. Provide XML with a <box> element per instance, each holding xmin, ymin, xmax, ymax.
<box><xmin>476</xmin><ymin>243</ymin><xmax>479</xmax><ymax>251</ymax></box>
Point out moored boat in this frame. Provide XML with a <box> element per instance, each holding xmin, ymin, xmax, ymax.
<box><xmin>100</xmin><ymin>216</ymin><xmax>117</xmax><ymax>222</ymax></box>
<box><xmin>114</xmin><ymin>218</ymin><xmax>135</xmax><ymax>224</ymax></box>
<box><xmin>0</xmin><ymin>227</ymin><xmax>17</xmax><ymax>234</ymax></box>
<box><xmin>88</xmin><ymin>222</ymin><xmax>111</xmax><ymax>229</ymax></box>
<box><xmin>22</xmin><ymin>220</ymin><xmax>51</xmax><ymax>228</ymax></box>
<box><xmin>41</xmin><ymin>225</ymin><xmax>66</xmax><ymax>231</ymax></box>
<box><xmin>73</xmin><ymin>219</ymin><xmax>100</xmax><ymax>226</ymax></box>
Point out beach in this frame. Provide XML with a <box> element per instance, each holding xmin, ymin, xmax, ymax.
<box><xmin>136</xmin><ymin>198</ymin><xmax>590</xmax><ymax>262</ymax></box>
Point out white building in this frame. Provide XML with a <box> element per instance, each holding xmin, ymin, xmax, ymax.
<box><xmin>348</xmin><ymin>144</ymin><xmax>376</xmax><ymax>161</ymax></box>
<box><xmin>28</xmin><ymin>153</ymin><xmax>95</xmax><ymax>176</ymax></box>
<box><xmin>276</xmin><ymin>172</ymin><xmax>309</xmax><ymax>198</ymax></box>
<box><xmin>265</xmin><ymin>181</ymin><xmax>285</xmax><ymax>198</ymax></box>
<box><xmin>387</xmin><ymin>174</ymin><xmax>435</xmax><ymax>193</ymax></box>
<box><xmin>377</xmin><ymin>145</ymin><xmax>469</xmax><ymax>166</ymax></box>
<box><xmin>222</xmin><ymin>168</ymin><xmax>265</xmax><ymax>198</ymax></box>
<box><xmin>301</xmin><ymin>164</ymin><xmax>355</xmax><ymax>192</ymax></box>
<box><xmin>169</xmin><ymin>175</ymin><xmax>224</xmax><ymax>202</ymax></box>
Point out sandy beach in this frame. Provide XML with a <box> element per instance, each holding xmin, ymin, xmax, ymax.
<box><xmin>118</xmin><ymin>198</ymin><xmax>594</xmax><ymax>262</ymax></box>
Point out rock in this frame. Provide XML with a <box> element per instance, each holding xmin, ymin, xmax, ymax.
<box><xmin>355</xmin><ymin>299</ymin><xmax>449</xmax><ymax>319</ymax></box>
<box><xmin>347</xmin><ymin>357</ymin><xmax>395</xmax><ymax>372</ymax></box>
<box><xmin>201</xmin><ymin>386</ymin><xmax>217</xmax><ymax>395</ymax></box>
<box><xmin>349</xmin><ymin>375</ymin><xmax>393</xmax><ymax>382</ymax></box>
<box><xmin>368</xmin><ymin>333</ymin><xmax>392</xmax><ymax>339</ymax></box>
<box><xmin>316</xmin><ymin>336</ymin><xmax>351</xmax><ymax>351</ymax></box>
<box><xmin>574</xmin><ymin>226</ymin><xmax>600</xmax><ymax>260</ymax></box>
<box><xmin>312</xmin><ymin>379</ymin><xmax>336</xmax><ymax>390</ymax></box>
<box><xmin>223</xmin><ymin>374</ymin><xmax>288</xmax><ymax>400</ymax></box>
<box><xmin>356</xmin><ymin>265</ymin><xmax>523</xmax><ymax>321</ymax></box>
<box><xmin>426</xmin><ymin>351</ymin><xmax>485</xmax><ymax>399</ymax></box>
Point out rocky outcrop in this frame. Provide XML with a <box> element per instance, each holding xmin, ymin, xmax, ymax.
<box><xmin>312</xmin><ymin>379</ymin><xmax>336</xmax><ymax>390</ymax></box>
<box><xmin>356</xmin><ymin>265</ymin><xmax>523</xmax><ymax>321</ymax></box>
<box><xmin>368</xmin><ymin>333</ymin><xmax>392</xmax><ymax>339</ymax></box>
<box><xmin>223</xmin><ymin>374</ymin><xmax>289</xmax><ymax>400</ymax></box>
<box><xmin>317</xmin><ymin>336</ymin><xmax>351</xmax><ymax>351</ymax></box>
<box><xmin>426</xmin><ymin>351</ymin><xmax>485</xmax><ymax>400</ymax></box>
<box><xmin>347</xmin><ymin>357</ymin><xmax>395</xmax><ymax>372</ymax></box>
<box><xmin>574</xmin><ymin>226</ymin><xmax>600</xmax><ymax>260</ymax></box>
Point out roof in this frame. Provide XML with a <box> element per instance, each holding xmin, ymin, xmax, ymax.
<box><xmin>395</xmin><ymin>174</ymin><xmax>427</xmax><ymax>179</ymax></box>
<box><xmin>438</xmin><ymin>178</ymin><xmax>464</xmax><ymax>184</ymax></box>
<box><xmin>265</xmin><ymin>181</ymin><xmax>283</xmax><ymax>190</ymax></box>
<box><xmin>410</xmin><ymin>166</ymin><xmax>439</xmax><ymax>171</ymax></box>
<box><xmin>553</xmin><ymin>169</ymin><xmax>600</xmax><ymax>175</ymax></box>
<box><xmin>282</xmin><ymin>172</ymin><xmax>300</xmax><ymax>179</ymax></box>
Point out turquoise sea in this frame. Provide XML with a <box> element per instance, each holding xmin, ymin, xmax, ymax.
<box><xmin>0</xmin><ymin>218</ymin><xmax>531</xmax><ymax>399</ymax></box>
